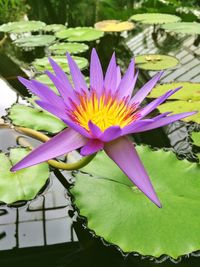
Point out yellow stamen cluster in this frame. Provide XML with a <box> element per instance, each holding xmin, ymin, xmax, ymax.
<box><xmin>70</xmin><ymin>92</ymin><xmax>138</xmax><ymax>132</ymax></box>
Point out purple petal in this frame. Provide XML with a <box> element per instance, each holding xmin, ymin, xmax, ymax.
<box><xmin>88</xmin><ymin>120</ymin><xmax>102</xmax><ymax>138</ymax></box>
<box><xmin>104</xmin><ymin>52</ymin><xmax>117</xmax><ymax>93</ymax></box>
<box><xmin>122</xmin><ymin>119</ymin><xmax>154</xmax><ymax>135</ymax></box>
<box><xmin>153</xmin><ymin>112</ymin><xmax>172</xmax><ymax>120</ymax></box>
<box><xmin>90</xmin><ymin>48</ymin><xmax>104</xmax><ymax>97</ymax></box>
<box><xmin>99</xmin><ymin>126</ymin><xmax>122</xmax><ymax>142</ymax></box>
<box><xmin>139</xmin><ymin>87</ymin><xmax>182</xmax><ymax>119</ymax></box>
<box><xmin>80</xmin><ymin>139</ymin><xmax>104</xmax><ymax>156</ymax></box>
<box><xmin>48</xmin><ymin>57</ymin><xmax>73</xmax><ymax>89</ymax></box>
<box><xmin>66</xmin><ymin>53</ymin><xmax>88</xmax><ymax>93</ymax></box>
<box><xmin>116</xmin><ymin>66</ymin><xmax>121</xmax><ymax>87</ymax></box>
<box><xmin>104</xmin><ymin>137</ymin><xmax>161</xmax><ymax>207</ymax></box>
<box><xmin>117</xmin><ymin>59</ymin><xmax>136</xmax><ymax>98</ymax></box>
<box><xmin>11</xmin><ymin>128</ymin><xmax>87</xmax><ymax>171</ymax></box>
<box><xmin>131</xmin><ymin>71</ymin><xmax>163</xmax><ymax>104</ymax></box>
<box><xmin>132</xmin><ymin>111</ymin><xmax>197</xmax><ymax>133</ymax></box>
<box><xmin>35</xmin><ymin>100</ymin><xmax>68</xmax><ymax>121</ymax></box>
<box><xmin>65</xmin><ymin>119</ymin><xmax>91</xmax><ymax>138</ymax></box>
<box><xmin>18</xmin><ymin>77</ymin><xmax>65</xmax><ymax>109</ymax></box>
<box><xmin>45</xmin><ymin>70</ymin><xmax>75</xmax><ymax>99</ymax></box>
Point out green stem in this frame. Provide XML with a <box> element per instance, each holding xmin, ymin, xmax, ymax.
<box><xmin>11</xmin><ymin>125</ymin><xmax>96</xmax><ymax>170</ymax></box>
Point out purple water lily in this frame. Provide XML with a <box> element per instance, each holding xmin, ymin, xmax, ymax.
<box><xmin>11</xmin><ymin>49</ymin><xmax>196</xmax><ymax>207</ymax></box>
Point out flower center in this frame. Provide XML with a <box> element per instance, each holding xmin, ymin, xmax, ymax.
<box><xmin>69</xmin><ymin>92</ymin><xmax>139</xmax><ymax>132</ymax></box>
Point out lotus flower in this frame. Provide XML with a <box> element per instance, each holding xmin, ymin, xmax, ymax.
<box><xmin>11</xmin><ymin>49</ymin><xmax>196</xmax><ymax>207</ymax></box>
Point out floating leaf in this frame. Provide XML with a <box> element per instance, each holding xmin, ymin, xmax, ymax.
<box><xmin>192</xmin><ymin>132</ymin><xmax>200</xmax><ymax>147</ymax></box>
<box><xmin>130</xmin><ymin>13</ymin><xmax>181</xmax><ymax>25</ymax></box>
<box><xmin>55</xmin><ymin>27</ymin><xmax>104</xmax><ymax>42</ymax></box>
<box><xmin>32</xmin><ymin>55</ymin><xmax>88</xmax><ymax>73</ymax></box>
<box><xmin>158</xmin><ymin>100</ymin><xmax>199</xmax><ymax>123</ymax></box>
<box><xmin>0</xmin><ymin>20</ymin><xmax>45</xmax><ymax>33</ymax></box>
<box><xmin>71</xmin><ymin>146</ymin><xmax>200</xmax><ymax>259</ymax></box>
<box><xmin>135</xmin><ymin>54</ymin><xmax>179</xmax><ymax>70</ymax></box>
<box><xmin>45</xmin><ymin>24</ymin><xmax>66</xmax><ymax>32</ymax></box>
<box><xmin>49</xmin><ymin>42</ymin><xmax>89</xmax><ymax>55</ymax></box>
<box><xmin>148</xmin><ymin>82</ymin><xmax>200</xmax><ymax>101</ymax></box>
<box><xmin>8</xmin><ymin>104</ymin><xmax>66</xmax><ymax>133</ymax></box>
<box><xmin>161</xmin><ymin>22</ymin><xmax>200</xmax><ymax>35</ymax></box>
<box><xmin>0</xmin><ymin>148</ymin><xmax>49</xmax><ymax>204</ymax></box>
<box><xmin>14</xmin><ymin>35</ymin><xmax>56</xmax><ymax>47</ymax></box>
<box><xmin>94</xmin><ymin>20</ymin><xmax>134</xmax><ymax>32</ymax></box>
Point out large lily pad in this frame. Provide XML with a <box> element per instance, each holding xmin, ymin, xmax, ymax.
<box><xmin>148</xmin><ymin>82</ymin><xmax>200</xmax><ymax>101</ymax></box>
<box><xmin>8</xmin><ymin>104</ymin><xmax>66</xmax><ymax>133</ymax></box>
<box><xmin>71</xmin><ymin>146</ymin><xmax>200</xmax><ymax>259</ymax></box>
<box><xmin>158</xmin><ymin>100</ymin><xmax>199</xmax><ymax>123</ymax></box>
<box><xmin>130</xmin><ymin>13</ymin><xmax>181</xmax><ymax>25</ymax></box>
<box><xmin>49</xmin><ymin>42</ymin><xmax>89</xmax><ymax>55</ymax></box>
<box><xmin>94</xmin><ymin>20</ymin><xmax>134</xmax><ymax>32</ymax></box>
<box><xmin>32</xmin><ymin>55</ymin><xmax>88</xmax><ymax>73</ymax></box>
<box><xmin>55</xmin><ymin>27</ymin><xmax>104</xmax><ymax>42</ymax></box>
<box><xmin>135</xmin><ymin>54</ymin><xmax>179</xmax><ymax>70</ymax></box>
<box><xmin>0</xmin><ymin>148</ymin><xmax>49</xmax><ymax>204</ymax></box>
<box><xmin>14</xmin><ymin>35</ymin><xmax>56</xmax><ymax>47</ymax></box>
<box><xmin>0</xmin><ymin>21</ymin><xmax>45</xmax><ymax>33</ymax></box>
<box><xmin>161</xmin><ymin>22</ymin><xmax>200</xmax><ymax>35</ymax></box>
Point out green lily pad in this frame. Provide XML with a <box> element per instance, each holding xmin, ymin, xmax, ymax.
<box><xmin>192</xmin><ymin>132</ymin><xmax>200</xmax><ymax>147</ymax></box>
<box><xmin>135</xmin><ymin>54</ymin><xmax>179</xmax><ymax>70</ymax></box>
<box><xmin>45</xmin><ymin>24</ymin><xmax>66</xmax><ymax>32</ymax></box>
<box><xmin>55</xmin><ymin>27</ymin><xmax>104</xmax><ymax>42</ymax></box>
<box><xmin>94</xmin><ymin>20</ymin><xmax>134</xmax><ymax>32</ymax></box>
<box><xmin>32</xmin><ymin>55</ymin><xmax>88</xmax><ymax>73</ymax></box>
<box><xmin>0</xmin><ymin>20</ymin><xmax>45</xmax><ymax>33</ymax></box>
<box><xmin>130</xmin><ymin>13</ymin><xmax>181</xmax><ymax>25</ymax></box>
<box><xmin>148</xmin><ymin>82</ymin><xmax>200</xmax><ymax>101</ymax></box>
<box><xmin>161</xmin><ymin>22</ymin><xmax>200</xmax><ymax>35</ymax></box>
<box><xmin>14</xmin><ymin>35</ymin><xmax>56</xmax><ymax>47</ymax></box>
<box><xmin>8</xmin><ymin>104</ymin><xmax>66</xmax><ymax>133</ymax></box>
<box><xmin>71</xmin><ymin>146</ymin><xmax>200</xmax><ymax>259</ymax></box>
<box><xmin>158</xmin><ymin>100</ymin><xmax>199</xmax><ymax>123</ymax></box>
<box><xmin>49</xmin><ymin>42</ymin><xmax>89</xmax><ymax>55</ymax></box>
<box><xmin>0</xmin><ymin>148</ymin><xmax>49</xmax><ymax>204</ymax></box>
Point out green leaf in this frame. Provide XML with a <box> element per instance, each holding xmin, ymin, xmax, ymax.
<box><xmin>55</xmin><ymin>27</ymin><xmax>104</xmax><ymax>42</ymax></box>
<box><xmin>32</xmin><ymin>55</ymin><xmax>88</xmax><ymax>73</ymax></box>
<box><xmin>49</xmin><ymin>42</ymin><xmax>89</xmax><ymax>55</ymax></box>
<box><xmin>8</xmin><ymin>104</ymin><xmax>66</xmax><ymax>133</ymax></box>
<box><xmin>45</xmin><ymin>24</ymin><xmax>66</xmax><ymax>32</ymax></box>
<box><xmin>161</xmin><ymin>22</ymin><xmax>200</xmax><ymax>35</ymax></box>
<box><xmin>135</xmin><ymin>54</ymin><xmax>179</xmax><ymax>70</ymax></box>
<box><xmin>192</xmin><ymin>132</ymin><xmax>200</xmax><ymax>147</ymax></box>
<box><xmin>0</xmin><ymin>20</ymin><xmax>46</xmax><ymax>33</ymax></box>
<box><xmin>148</xmin><ymin>82</ymin><xmax>200</xmax><ymax>101</ymax></box>
<box><xmin>130</xmin><ymin>13</ymin><xmax>181</xmax><ymax>25</ymax></box>
<box><xmin>14</xmin><ymin>35</ymin><xmax>56</xmax><ymax>47</ymax></box>
<box><xmin>94</xmin><ymin>20</ymin><xmax>134</xmax><ymax>32</ymax></box>
<box><xmin>71</xmin><ymin>146</ymin><xmax>200</xmax><ymax>259</ymax></box>
<box><xmin>0</xmin><ymin>148</ymin><xmax>49</xmax><ymax>204</ymax></box>
<box><xmin>158</xmin><ymin>100</ymin><xmax>199</xmax><ymax>123</ymax></box>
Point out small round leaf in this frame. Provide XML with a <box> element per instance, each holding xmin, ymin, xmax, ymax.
<box><xmin>130</xmin><ymin>13</ymin><xmax>181</xmax><ymax>25</ymax></box>
<box><xmin>95</xmin><ymin>20</ymin><xmax>134</xmax><ymax>32</ymax></box>
<box><xmin>14</xmin><ymin>35</ymin><xmax>56</xmax><ymax>47</ymax></box>
<box><xmin>161</xmin><ymin>22</ymin><xmax>200</xmax><ymax>35</ymax></box>
<box><xmin>49</xmin><ymin>42</ymin><xmax>89</xmax><ymax>55</ymax></box>
<box><xmin>0</xmin><ymin>21</ymin><xmax>46</xmax><ymax>33</ymax></box>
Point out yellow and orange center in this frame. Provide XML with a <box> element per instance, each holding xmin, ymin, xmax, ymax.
<box><xmin>69</xmin><ymin>92</ymin><xmax>139</xmax><ymax>132</ymax></box>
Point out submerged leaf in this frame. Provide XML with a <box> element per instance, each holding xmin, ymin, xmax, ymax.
<box><xmin>55</xmin><ymin>27</ymin><xmax>104</xmax><ymax>42</ymax></box>
<box><xmin>8</xmin><ymin>104</ymin><xmax>66</xmax><ymax>133</ymax></box>
<box><xmin>135</xmin><ymin>54</ymin><xmax>179</xmax><ymax>70</ymax></box>
<box><xmin>0</xmin><ymin>148</ymin><xmax>49</xmax><ymax>204</ymax></box>
<box><xmin>130</xmin><ymin>13</ymin><xmax>181</xmax><ymax>25</ymax></box>
<box><xmin>71</xmin><ymin>146</ymin><xmax>200</xmax><ymax>259</ymax></box>
<box><xmin>0</xmin><ymin>21</ymin><xmax>46</xmax><ymax>33</ymax></box>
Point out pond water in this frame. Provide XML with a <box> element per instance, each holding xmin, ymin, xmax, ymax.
<box><xmin>1</xmin><ymin>2</ymin><xmax>200</xmax><ymax>267</ymax></box>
